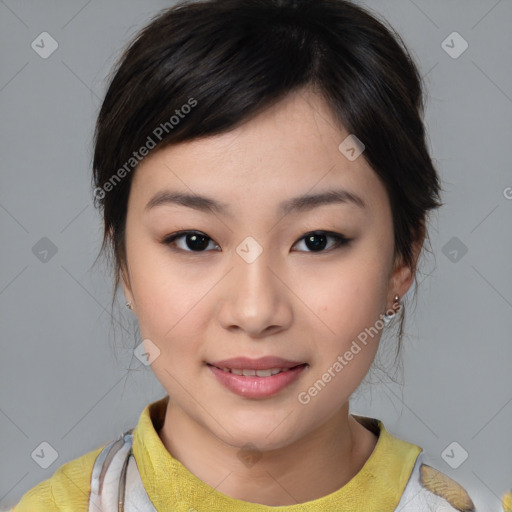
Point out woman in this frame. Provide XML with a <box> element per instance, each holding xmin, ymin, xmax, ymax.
<box><xmin>12</xmin><ymin>0</ymin><xmax>490</xmax><ymax>510</ymax></box>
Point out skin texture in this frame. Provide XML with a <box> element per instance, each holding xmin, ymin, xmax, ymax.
<box><xmin>120</xmin><ymin>88</ymin><xmax>422</xmax><ymax>506</ymax></box>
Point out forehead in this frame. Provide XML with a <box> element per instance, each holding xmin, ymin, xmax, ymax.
<box><xmin>130</xmin><ymin>90</ymin><xmax>388</xmax><ymax>218</ymax></box>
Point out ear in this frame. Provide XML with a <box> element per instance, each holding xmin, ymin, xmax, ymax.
<box><xmin>387</xmin><ymin>221</ymin><xmax>425</xmax><ymax>305</ymax></box>
<box><xmin>110</xmin><ymin>224</ymin><xmax>135</xmax><ymax>307</ymax></box>
<box><xmin>119</xmin><ymin>259</ymin><xmax>134</xmax><ymax>306</ymax></box>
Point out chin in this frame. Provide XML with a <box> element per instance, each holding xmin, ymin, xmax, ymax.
<box><xmin>214</xmin><ymin>412</ymin><xmax>305</xmax><ymax>451</ymax></box>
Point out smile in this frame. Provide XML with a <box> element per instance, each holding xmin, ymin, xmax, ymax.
<box><xmin>207</xmin><ymin>363</ymin><xmax>308</xmax><ymax>399</ymax></box>
<box><xmin>215</xmin><ymin>367</ymin><xmax>294</xmax><ymax>376</ymax></box>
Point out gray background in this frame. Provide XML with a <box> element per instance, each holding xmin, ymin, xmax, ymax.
<box><xmin>1</xmin><ymin>1</ymin><xmax>511</xmax><ymax>510</ymax></box>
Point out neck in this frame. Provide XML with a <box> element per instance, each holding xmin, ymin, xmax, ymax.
<box><xmin>157</xmin><ymin>401</ymin><xmax>378</xmax><ymax>506</ymax></box>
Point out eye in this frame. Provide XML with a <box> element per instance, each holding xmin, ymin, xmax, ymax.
<box><xmin>162</xmin><ymin>230</ymin><xmax>352</xmax><ymax>254</ymax></box>
<box><xmin>292</xmin><ymin>231</ymin><xmax>352</xmax><ymax>253</ymax></box>
<box><xmin>162</xmin><ymin>230</ymin><xmax>219</xmax><ymax>252</ymax></box>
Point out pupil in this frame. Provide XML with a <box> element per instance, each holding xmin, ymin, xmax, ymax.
<box><xmin>187</xmin><ymin>233</ymin><xmax>209</xmax><ymax>251</ymax></box>
<box><xmin>306</xmin><ymin>233</ymin><xmax>327</xmax><ymax>251</ymax></box>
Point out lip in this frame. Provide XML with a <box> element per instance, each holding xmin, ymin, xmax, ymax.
<box><xmin>207</xmin><ymin>359</ymin><xmax>308</xmax><ymax>399</ymax></box>
<box><xmin>208</xmin><ymin>356</ymin><xmax>305</xmax><ymax>371</ymax></box>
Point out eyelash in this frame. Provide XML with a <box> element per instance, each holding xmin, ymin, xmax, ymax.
<box><xmin>161</xmin><ymin>230</ymin><xmax>352</xmax><ymax>254</ymax></box>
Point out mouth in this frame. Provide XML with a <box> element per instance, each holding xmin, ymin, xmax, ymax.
<box><xmin>208</xmin><ymin>356</ymin><xmax>307</xmax><ymax>371</ymax></box>
<box><xmin>206</xmin><ymin>357</ymin><xmax>309</xmax><ymax>399</ymax></box>
<box><xmin>207</xmin><ymin>364</ymin><xmax>307</xmax><ymax>377</ymax></box>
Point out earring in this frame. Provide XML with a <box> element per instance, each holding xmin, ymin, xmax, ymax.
<box><xmin>383</xmin><ymin>295</ymin><xmax>401</xmax><ymax>326</ymax></box>
<box><xmin>125</xmin><ymin>301</ymin><xmax>133</xmax><ymax>311</ymax></box>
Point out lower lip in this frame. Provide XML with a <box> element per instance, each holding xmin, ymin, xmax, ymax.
<box><xmin>208</xmin><ymin>364</ymin><xmax>307</xmax><ymax>399</ymax></box>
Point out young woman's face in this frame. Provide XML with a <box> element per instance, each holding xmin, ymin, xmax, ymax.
<box><xmin>122</xmin><ymin>89</ymin><xmax>414</xmax><ymax>450</ymax></box>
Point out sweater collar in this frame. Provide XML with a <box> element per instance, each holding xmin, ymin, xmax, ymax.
<box><xmin>132</xmin><ymin>395</ymin><xmax>421</xmax><ymax>511</ymax></box>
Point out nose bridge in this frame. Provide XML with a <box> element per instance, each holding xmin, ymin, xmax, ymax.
<box><xmin>218</xmin><ymin>235</ymin><xmax>290</xmax><ymax>334</ymax></box>
<box><xmin>233</xmin><ymin>236</ymin><xmax>277</xmax><ymax>303</ymax></box>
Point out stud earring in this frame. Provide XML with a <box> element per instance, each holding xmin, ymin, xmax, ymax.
<box><xmin>383</xmin><ymin>295</ymin><xmax>401</xmax><ymax>326</ymax></box>
<box><xmin>125</xmin><ymin>301</ymin><xmax>133</xmax><ymax>311</ymax></box>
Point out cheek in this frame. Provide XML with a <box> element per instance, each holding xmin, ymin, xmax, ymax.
<box><xmin>125</xmin><ymin>237</ymin><xmax>210</xmax><ymax>346</ymax></box>
<box><xmin>296</xmin><ymin>262</ymin><xmax>388</xmax><ymax>411</ymax></box>
<box><xmin>304</xmin><ymin>254</ymin><xmax>390</xmax><ymax>339</ymax></box>
<box><xmin>296</xmin><ymin>243</ymin><xmax>392</xmax><ymax>399</ymax></box>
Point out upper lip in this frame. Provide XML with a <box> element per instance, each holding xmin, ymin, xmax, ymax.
<box><xmin>208</xmin><ymin>356</ymin><xmax>306</xmax><ymax>370</ymax></box>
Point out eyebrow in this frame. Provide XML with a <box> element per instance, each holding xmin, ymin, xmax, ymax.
<box><xmin>144</xmin><ymin>188</ymin><xmax>367</xmax><ymax>217</ymax></box>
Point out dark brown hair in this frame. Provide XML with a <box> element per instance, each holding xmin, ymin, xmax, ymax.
<box><xmin>92</xmin><ymin>0</ymin><xmax>442</xmax><ymax>368</ymax></box>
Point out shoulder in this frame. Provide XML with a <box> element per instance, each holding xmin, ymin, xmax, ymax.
<box><xmin>396</xmin><ymin>451</ymin><xmax>477</xmax><ymax>511</ymax></box>
<box><xmin>11</xmin><ymin>443</ymin><xmax>105</xmax><ymax>512</ymax></box>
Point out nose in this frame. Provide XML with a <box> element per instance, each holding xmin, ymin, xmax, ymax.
<box><xmin>216</xmin><ymin>244</ymin><xmax>293</xmax><ymax>338</ymax></box>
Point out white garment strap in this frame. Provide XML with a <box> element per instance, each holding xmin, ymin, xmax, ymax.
<box><xmin>88</xmin><ymin>429</ymin><xmax>157</xmax><ymax>512</ymax></box>
<box><xmin>395</xmin><ymin>452</ymin><xmax>477</xmax><ymax>512</ymax></box>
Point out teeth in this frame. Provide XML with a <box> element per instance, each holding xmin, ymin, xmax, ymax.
<box><xmin>220</xmin><ymin>367</ymin><xmax>290</xmax><ymax>376</ymax></box>
<box><xmin>255</xmin><ymin>369</ymin><xmax>273</xmax><ymax>377</ymax></box>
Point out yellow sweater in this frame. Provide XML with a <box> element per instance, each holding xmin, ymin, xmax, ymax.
<box><xmin>11</xmin><ymin>395</ymin><xmax>477</xmax><ymax>511</ymax></box>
